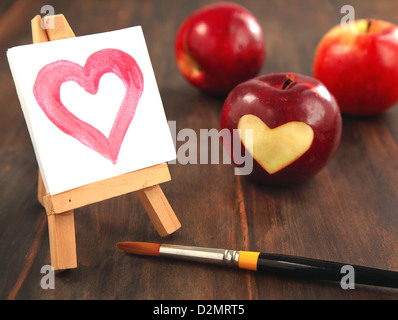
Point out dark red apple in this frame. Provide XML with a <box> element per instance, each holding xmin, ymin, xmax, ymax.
<box><xmin>220</xmin><ymin>73</ymin><xmax>342</xmax><ymax>185</ymax></box>
<box><xmin>175</xmin><ymin>2</ymin><xmax>266</xmax><ymax>96</ymax></box>
<box><xmin>313</xmin><ymin>19</ymin><xmax>398</xmax><ymax>116</ymax></box>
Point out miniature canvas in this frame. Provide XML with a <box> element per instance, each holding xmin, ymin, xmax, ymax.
<box><xmin>7</xmin><ymin>26</ymin><xmax>176</xmax><ymax>195</ymax></box>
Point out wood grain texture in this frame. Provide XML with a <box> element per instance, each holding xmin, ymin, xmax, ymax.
<box><xmin>45</xmin><ymin>207</ymin><xmax>77</xmax><ymax>270</ymax></box>
<box><xmin>0</xmin><ymin>0</ymin><xmax>397</xmax><ymax>300</ymax></box>
<box><xmin>47</xmin><ymin>163</ymin><xmax>172</xmax><ymax>214</ymax></box>
<box><xmin>136</xmin><ymin>185</ymin><xmax>181</xmax><ymax>237</ymax></box>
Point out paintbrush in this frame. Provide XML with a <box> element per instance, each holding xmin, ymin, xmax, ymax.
<box><xmin>116</xmin><ymin>242</ymin><xmax>398</xmax><ymax>289</ymax></box>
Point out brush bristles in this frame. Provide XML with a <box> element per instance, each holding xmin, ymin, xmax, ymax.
<box><xmin>116</xmin><ymin>242</ymin><xmax>161</xmax><ymax>257</ymax></box>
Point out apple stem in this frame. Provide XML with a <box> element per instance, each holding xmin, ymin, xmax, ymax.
<box><xmin>282</xmin><ymin>76</ymin><xmax>295</xmax><ymax>90</ymax></box>
<box><xmin>367</xmin><ymin>19</ymin><xmax>373</xmax><ymax>33</ymax></box>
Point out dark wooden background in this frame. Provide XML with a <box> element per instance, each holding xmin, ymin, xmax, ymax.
<box><xmin>1</xmin><ymin>0</ymin><xmax>397</xmax><ymax>300</ymax></box>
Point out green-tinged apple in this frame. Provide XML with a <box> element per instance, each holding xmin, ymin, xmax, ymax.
<box><xmin>313</xmin><ymin>19</ymin><xmax>398</xmax><ymax>116</ymax></box>
<box><xmin>175</xmin><ymin>2</ymin><xmax>266</xmax><ymax>96</ymax></box>
<box><xmin>220</xmin><ymin>73</ymin><xmax>342</xmax><ymax>185</ymax></box>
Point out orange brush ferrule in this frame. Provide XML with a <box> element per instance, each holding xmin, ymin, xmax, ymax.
<box><xmin>238</xmin><ymin>251</ymin><xmax>260</xmax><ymax>271</ymax></box>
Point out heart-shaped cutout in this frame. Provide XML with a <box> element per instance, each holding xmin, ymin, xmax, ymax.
<box><xmin>33</xmin><ymin>48</ymin><xmax>144</xmax><ymax>164</ymax></box>
<box><xmin>238</xmin><ymin>114</ymin><xmax>314</xmax><ymax>174</ymax></box>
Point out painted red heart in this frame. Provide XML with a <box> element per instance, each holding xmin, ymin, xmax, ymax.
<box><xmin>33</xmin><ymin>48</ymin><xmax>144</xmax><ymax>164</ymax></box>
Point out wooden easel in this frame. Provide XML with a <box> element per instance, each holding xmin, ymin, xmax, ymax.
<box><xmin>31</xmin><ymin>14</ymin><xmax>181</xmax><ymax>270</ymax></box>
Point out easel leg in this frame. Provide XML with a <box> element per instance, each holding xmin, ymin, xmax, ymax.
<box><xmin>37</xmin><ymin>171</ymin><xmax>46</xmax><ymax>207</ymax></box>
<box><xmin>136</xmin><ymin>185</ymin><xmax>181</xmax><ymax>237</ymax></box>
<box><xmin>47</xmin><ymin>210</ymin><xmax>77</xmax><ymax>270</ymax></box>
<box><xmin>39</xmin><ymin>173</ymin><xmax>77</xmax><ymax>270</ymax></box>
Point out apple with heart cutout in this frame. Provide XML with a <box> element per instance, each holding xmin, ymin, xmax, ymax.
<box><xmin>175</xmin><ymin>2</ymin><xmax>266</xmax><ymax>96</ymax></box>
<box><xmin>313</xmin><ymin>19</ymin><xmax>398</xmax><ymax>116</ymax></box>
<box><xmin>220</xmin><ymin>73</ymin><xmax>342</xmax><ymax>185</ymax></box>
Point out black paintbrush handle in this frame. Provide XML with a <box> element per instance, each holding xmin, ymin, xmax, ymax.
<box><xmin>257</xmin><ymin>253</ymin><xmax>398</xmax><ymax>288</ymax></box>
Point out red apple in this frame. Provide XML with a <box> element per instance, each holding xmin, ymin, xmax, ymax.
<box><xmin>313</xmin><ymin>19</ymin><xmax>398</xmax><ymax>116</ymax></box>
<box><xmin>220</xmin><ymin>73</ymin><xmax>342</xmax><ymax>185</ymax></box>
<box><xmin>175</xmin><ymin>2</ymin><xmax>266</xmax><ymax>96</ymax></box>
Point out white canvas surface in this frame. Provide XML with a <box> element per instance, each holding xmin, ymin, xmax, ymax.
<box><xmin>7</xmin><ymin>26</ymin><xmax>176</xmax><ymax>195</ymax></box>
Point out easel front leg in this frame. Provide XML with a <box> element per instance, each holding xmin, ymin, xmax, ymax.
<box><xmin>47</xmin><ymin>210</ymin><xmax>77</xmax><ymax>270</ymax></box>
<box><xmin>42</xmin><ymin>192</ymin><xmax>77</xmax><ymax>271</ymax></box>
<box><xmin>136</xmin><ymin>185</ymin><xmax>181</xmax><ymax>237</ymax></box>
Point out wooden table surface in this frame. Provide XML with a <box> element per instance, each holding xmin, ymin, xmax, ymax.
<box><xmin>1</xmin><ymin>0</ymin><xmax>397</xmax><ymax>301</ymax></box>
